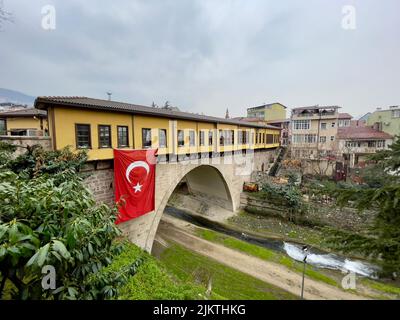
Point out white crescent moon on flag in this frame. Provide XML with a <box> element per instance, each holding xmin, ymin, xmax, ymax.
<box><xmin>125</xmin><ymin>161</ymin><xmax>150</xmax><ymax>184</ymax></box>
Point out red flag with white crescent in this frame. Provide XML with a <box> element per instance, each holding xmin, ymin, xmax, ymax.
<box><xmin>113</xmin><ymin>149</ymin><xmax>157</xmax><ymax>224</ymax></box>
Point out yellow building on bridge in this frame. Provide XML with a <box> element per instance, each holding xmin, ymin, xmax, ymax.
<box><xmin>34</xmin><ymin>96</ymin><xmax>281</xmax><ymax>161</ymax></box>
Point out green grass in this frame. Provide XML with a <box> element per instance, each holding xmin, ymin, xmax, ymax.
<box><xmin>278</xmin><ymin>256</ymin><xmax>337</xmax><ymax>287</ymax></box>
<box><xmin>159</xmin><ymin>243</ymin><xmax>298</xmax><ymax>300</ymax></box>
<box><xmin>196</xmin><ymin>227</ymin><xmax>339</xmax><ymax>288</ymax></box>
<box><xmin>360</xmin><ymin>278</ymin><xmax>400</xmax><ymax>296</ymax></box>
<box><xmin>99</xmin><ymin>242</ymin><xmax>206</xmax><ymax>300</ymax></box>
<box><xmin>198</xmin><ymin>229</ymin><xmax>276</xmax><ymax>261</ymax></box>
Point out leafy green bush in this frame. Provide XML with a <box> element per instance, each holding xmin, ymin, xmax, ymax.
<box><xmin>259</xmin><ymin>182</ymin><xmax>307</xmax><ymax>222</ymax></box>
<box><xmin>0</xmin><ymin>146</ymin><xmax>126</xmax><ymax>299</ymax></box>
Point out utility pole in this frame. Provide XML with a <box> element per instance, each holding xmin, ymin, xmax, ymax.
<box><xmin>300</xmin><ymin>245</ymin><xmax>308</xmax><ymax>299</ymax></box>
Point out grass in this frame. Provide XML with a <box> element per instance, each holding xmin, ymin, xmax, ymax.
<box><xmin>360</xmin><ymin>278</ymin><xmax>400</xmax><ymax>297</ymax></box>
<box><xmin>196</xmin><ymin>227</ymin><xmax>340</xmax><ymax>288</ymax></box>
<box><xmin>229</xmin><ymin>210</ymin><xmax>326</xmax><ymax>247</ymax></box>
<box><xmin>98</xmin><ymin>242</ymin><xmax>206</xmax><ymax>300</ymax></box>
<box><xmin>196</xmin><ymin>224</ymin><xmax>400</xmax><ymax>299</ymax></box>
<box><xmin>159</xmin><ymin>242</ymin><xmax>298</xmax><ymax>300</ymax></box>
<box><xmin>198</xmin><ymin>229</ymin><xmax>276</xmax><ymax>261</ymax></box>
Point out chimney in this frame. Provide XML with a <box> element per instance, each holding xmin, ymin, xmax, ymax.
<box><xmin>106</xmin><ymin>92</ymin><xmax>112</xmax><ymax>101</ymax></box>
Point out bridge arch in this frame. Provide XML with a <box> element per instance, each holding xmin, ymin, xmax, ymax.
<box><xmin>143</xmin><ymin>164</ymin><xmax>235</xmax><ymax>251</ymax></box>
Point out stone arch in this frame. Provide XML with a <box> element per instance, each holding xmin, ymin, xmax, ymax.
<box><xmin>143</xmin><ymin>164</ymin><xmax>235</xmax><ymax>252</ymax></box>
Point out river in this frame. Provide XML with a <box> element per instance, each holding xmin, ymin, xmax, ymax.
<box><xmin>164</xmin><ymin>205</ymin><xmax>380</xmax><ymax>279</ymax></box>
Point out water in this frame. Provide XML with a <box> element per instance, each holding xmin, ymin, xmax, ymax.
<box><xmin>283</xmin><ymin>243</ymin><xmax>379</xmax><ymax>278</ymax></box>
<box><xmin>164</xmin><ymin>206</ymin><xmax>380</xmax><ymax>279</ymax></box>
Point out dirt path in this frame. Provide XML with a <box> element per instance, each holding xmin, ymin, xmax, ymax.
<box><xmin>157</xmin><ymin>216</ymin><xmax>368</xmax><ymax>300</ymax></box>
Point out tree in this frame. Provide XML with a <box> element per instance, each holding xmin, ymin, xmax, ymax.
<box><xmin>0</xmin><ymin>0</ymin><xmax>13</xmax><ymax>30</ymax></box>
<box><xmin>322</xmin><ymin>136</ymin><xmax>400</xmax><ymax>277</ymax></box>
<box><xmin>0</xmin><ymin>144</ymin><xmax>139</xmax><ymax>299</ymax></box>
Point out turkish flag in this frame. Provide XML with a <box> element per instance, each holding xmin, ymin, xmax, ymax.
<box><xmin>113</xmin><ymin>149</ymin><xmax>157</xmax><ymax>224</ymax></box>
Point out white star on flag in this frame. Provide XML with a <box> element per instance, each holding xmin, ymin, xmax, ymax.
<box><xmin>133</xmin><ymin>182</ymin><xmax>142</xmax><ymax>193</ymax></box>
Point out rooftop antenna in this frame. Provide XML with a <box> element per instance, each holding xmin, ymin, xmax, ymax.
<box><xmin>106</xmin><ymin>92</ymin><xmax>112</xmax><ymax>101</ymax></box>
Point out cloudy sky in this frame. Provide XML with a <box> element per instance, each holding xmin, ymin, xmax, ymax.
<box><xmin>0</xmin><ymin>0</ymin><xmax>399</xmax><ymax>118</ymax></box>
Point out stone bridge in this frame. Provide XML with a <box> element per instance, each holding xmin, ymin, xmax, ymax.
<box><xmin>84</xmin><ymin>150</ymin><xmax>277</xmax><ymax>252</ymax></box>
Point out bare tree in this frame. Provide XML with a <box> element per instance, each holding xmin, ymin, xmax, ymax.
<box><xmin>0</xmin><ymin>0</ymin><xmax>13</xmax><ymax>30</ymax></box>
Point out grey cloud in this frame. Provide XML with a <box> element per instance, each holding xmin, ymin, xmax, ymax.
<box><xmin>0</xmin><ymin>0</ymin><xmax>399</xmax><ymax>118</ymax></box>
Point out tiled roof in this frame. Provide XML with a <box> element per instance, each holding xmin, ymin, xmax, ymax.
<box><xmin>338</xmin><ymin>126</ymin><xmax>393</xmax><ymax>140</ymax></box>
<box><xmin>0</xmin><ymin>108</ymin><xmax>47</xmax><ymax>118</ymax></box>
<box><xmin>338</xmin><ymin>113</ymin><xmax>353</xmax><ymax>119</ymax></box>
<box><xmin>35</xmin><ymin>96</ymin><xmax>281</xmax><ymax>130</ymax></box>
<box><xmin>266</xmin><ymin>119</ymin><xmax>291</xmax><ymax>123</ymax></box>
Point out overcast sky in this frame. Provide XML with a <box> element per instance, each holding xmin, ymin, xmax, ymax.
<box><xmin>0</xmin><ymin>0</ymin><xmax>399</xmax><ymax>118</ymax></box>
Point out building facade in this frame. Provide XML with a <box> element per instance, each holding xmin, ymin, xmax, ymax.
<box><xmin>290</xmin><ymin>105</ymin><xmax>341</xmax><ymax>159</ymax></box>
<box><xmin>266</xmin><ymin>119</ymin><xmax>290</xmax><ymax>146</ymax></box>
<box><xmin>337</xmin><ymin>126</ymin><xmax>393</xmax><ymax>168</ymax></box>
<box><xmin>247</xmin><ymin>102</ymin><xmax>287</xmax><ymax>122</ymax></box>
<box><xmin>34</xmin><ymin>97</ymin><xmax>281</xmax><ymax>162</ymax></box>
<box><xmin>0</xmin><ymin>108</ymin><xmax>48</xmax><ymax>136</ymax></box>
<box><xmin>367</xmin><ymin>106</ymin><xmax>400</xmax><ymax>138</ymax></box>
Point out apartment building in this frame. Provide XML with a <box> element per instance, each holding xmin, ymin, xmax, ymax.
<box><xmin>247</xmin><ymin>103</ymin><xmax>287</xmax><ymax>122</ymax></box>
<box><xmin>367</xmin><ymin>106</ymin><xmax>400</xmax><ymax>138</ymax></box>
<box><xmin>290</xmin><ymin>105</ymin><xmax>342</xmax><ymax>159</ymax></box>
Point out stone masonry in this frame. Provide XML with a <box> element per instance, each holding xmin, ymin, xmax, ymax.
<box><xmin>83</xmin><ymin>149</ymin><xmax>277</xmax><ymax>252</ymax></box>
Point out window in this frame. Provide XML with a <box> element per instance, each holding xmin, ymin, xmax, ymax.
<box><xmin>231</xmin><ymin>130</ymin><xmax>235</xmax><ymax>145</ymax></box>
<box><xmin>241</xmin><ymin>131</ymin><xmax>247</xmax><ymax>144</ymax></box>
<box><xmin>339</xmin><ymin>120</ymin><xmax>350</xmax><ymax>127</ymax></box>
<box><xmin>75</xmin><ymin>124</ymin><xmax>91</xmax><ymax>149</ymax></box>
<box><xmin>0</xmin><ymin>119</ymin><xmax>6</xmax><ymax>135</ymax></box>
<box><xmin>392</xmin><ymin>110</ymin><xmax>400</xmax><ymax>118</ymax></box>
<box><xmin>330</xmin><ymin>136</ymin><xmax>335</xmax><ymax>141</ymax></box>
<box><xmin>331</xmin><ymin>122</ymin><xmax>336</xmax><ymax>128</ymax></box>
<box><xmin>117</xmin><ymin>126</ymin><xmax>129</xmax><ymax>148</ymax></box>
<box><xmin>208</xmin><ymin>130</ymin><xmax>213</xmax><ymax>146</ymax></box>
<box><xmin>142</xmin><ymin>128</ymin><xmax>152</xmax><ymax>148</ymax></box>
<box><xmin>177</xmin><ymin>130</ymin><xmax>184</xmax><ymax>147</ymax></box>
<box><xmin>98</xmin><ymin>125</ymin><xmax>111</xmax><ymax>148</ymax></box>
<box><xmin>292</xmin><ymin>134</ymin><xmax>317</xmax><ymax>144</ymax></box>
<box><xmin>159</xmin><ymin>129</ymin><xmax>167</xmax><ymax>148</ymax></box>
<box><xmin>377</xmin><ymin>140</ymin><xmax>385</xmax><ymax>148</ymax></box>
<box><xmin>319</xmin><ymin>136</ymin><xmax>326</xmax><ymax>143</ymax></box>
<box><xmin>346</xmin><ymin>141</ymin><xmax>360</xmax><ymax>148</ymax></box>
<box><xmin>199</xmin><ymin>131</ymin><xmax>205</xmax><ymax>146</ymax></box>
<box><xmin>266</xmin><ymin>134</ymin><xmax>273</xmax><ymax>144</ymax></box>
<box><xmin>293</xmin><ymin>120</ymin><xmax>310</xmax><ymax>130</ymax></box>
<box><xmin>321</xmin><ymin>123</ymin><xmax>327</xmax><ymax>130</ymax></box>
<box><xmin>189</xmin><ymin>130</ymin><xmax>195</xmax><ymax>146</ymax></box>
<box><xmin>305</xmin><ymin>134</ymin><xmax>316</xmax><ymax>143</ymax></box>
<box><xmin>219</xmin><ymin>130</ymin><xmax>224</xmax><ymax>146</ymax></box>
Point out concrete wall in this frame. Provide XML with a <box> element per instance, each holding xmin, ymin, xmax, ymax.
<box><xmin>83</xmin><ymin>149</ymin><xmax>276</xmax><ymax>252</ymax></box>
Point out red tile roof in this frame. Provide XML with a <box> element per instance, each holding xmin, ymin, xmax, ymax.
<box><xmin>338</xmin><ymin>126</ymin><xmax>393</xmax><ymax>140</ymax></box>
<box><xmin>338</xmin><ymin>113</ymin><xmax>353</xmax><ymax>119</ymax></box>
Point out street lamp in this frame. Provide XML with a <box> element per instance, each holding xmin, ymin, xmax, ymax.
<box><xmin>300</xmin><ymin>245</ymin><xmax>308</xmax><ymax>299</ymax></box>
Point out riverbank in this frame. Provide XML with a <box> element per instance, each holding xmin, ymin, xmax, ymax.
<box><xmin>156</xmin><ymin>215</ymin><xmax>370</xmax><ymax>299</ymax></box>
<box><xmin>162</xmin><ymin>202</ymin><xmax>400</xmax><ymax>299</ymax></box>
